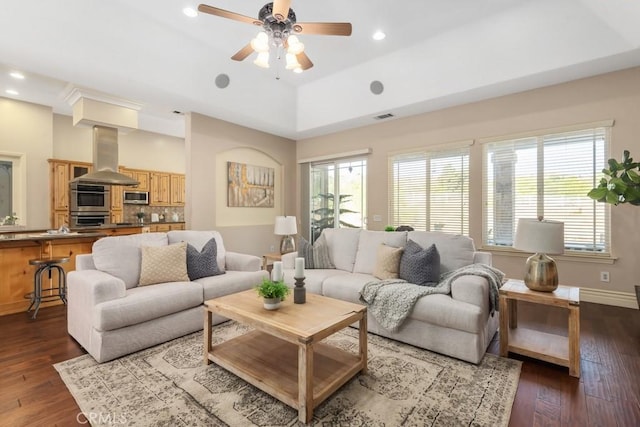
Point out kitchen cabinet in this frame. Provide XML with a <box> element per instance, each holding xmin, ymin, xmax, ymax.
<box><xmin>121</xmin><ymin>169</ymin><xmax>150</xmax><ymax>191</ymax></box>
<box><xmin>148</xmin><ymin>223</ymin><xmax>185</xmax><ymax>232</ymax></box>
<box><xmin>51</xmin><ymin>161</ymin><xmax>70</xmax><ymax>211</ymax></box>
<box><xmin>149</xmin><ymin>172</ymin><xmax>170</xmax><ymax>206</ymax></box>
<box><xmin>49</xmin><ymin>160</ymin><xmax>94</xmax><ymax>228</ymax></box>
<box><xmin>170</xmin><ymin>174</ymin><xmax>185</xmax><ymax>206</ymax></box>
<box><xmin>69</xmin><ymin>162</ymin><xmax>92</xmax><ymax>179</ymax></box>
<box><xmin>110</xmin><ymin>168</ymin><xmax>125</xmax><ymax>223</ymax></box>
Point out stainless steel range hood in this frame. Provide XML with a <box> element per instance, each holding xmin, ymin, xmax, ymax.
<box><xmin>73</xmin><ymin>125</ymin><xmax>139</xmax><ymax>186</ymax></box>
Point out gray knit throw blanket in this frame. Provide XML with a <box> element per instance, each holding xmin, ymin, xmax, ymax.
<box><xmin>359</xmin><ymin>263</ymin><xmax>505</xmax><ymax>332</ymax></box>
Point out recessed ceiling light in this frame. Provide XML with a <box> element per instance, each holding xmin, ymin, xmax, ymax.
<box><xmin>183</xmin><ymin>7</ymin><xmax>198</xmax><ymax>18</ymax></box>
<box><xmin>372</xmin><ymin>30</ymin><xmax>386</xmax><ymax>41</ymax></box>
<box><xmin>5</xmin><ymin>89</ymin><xmax>19</xmax><ymax>95</ymax></box>
<box><xmin>10</xmin><ymin>71</ymin><xmax>25</xmax><ymax>80</ymax></box>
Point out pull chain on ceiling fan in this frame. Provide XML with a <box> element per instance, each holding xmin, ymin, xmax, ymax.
<box><xmin>198</xmin><ymin>1</ymin><xmax>352</xmax><ymax>72</ymax></box>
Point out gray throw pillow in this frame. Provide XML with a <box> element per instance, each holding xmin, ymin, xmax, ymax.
<box><xmin>298</xmin><ymin>235</ymin><xmax>335</xmax><ymax>269</ymax></box>
<box><xmin>186</xmin><ymin>237</ymin><xmax>224</xmax><ymax>280</ymax></box>
<box><xmin>399</xmin><ymin>240</ymin><xmax>440</xmax><ymax>286</ymax></box>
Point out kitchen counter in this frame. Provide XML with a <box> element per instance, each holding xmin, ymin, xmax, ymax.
<box><xmin>0</xmin><ymin>224</ymin><xmax>143</xmax><ymax>316</ymax></box>
<box><xmin>0</xmin><ymin>231</ymin><xmax>107</xmax><ymax>242</ymax></box>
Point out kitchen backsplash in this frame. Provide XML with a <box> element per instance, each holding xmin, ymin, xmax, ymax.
<box><xmin>123</xmin><ymin>205</ymin><xmax>184</xmax><ymax>223</ymax></box>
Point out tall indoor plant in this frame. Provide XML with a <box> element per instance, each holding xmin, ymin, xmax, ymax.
<box><xmin>588</xmin><ymin>150</ymin><xmax>640</xmax><ymax>308</ymax></box>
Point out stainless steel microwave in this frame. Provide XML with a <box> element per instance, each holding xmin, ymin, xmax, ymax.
<box><xmin>123</xmin><ymin>191</ymin><xmax>149</xmax><ymax>205</ymax></box>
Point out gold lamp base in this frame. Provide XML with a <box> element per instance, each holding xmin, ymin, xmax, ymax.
<box><xmin>280</xmin><ymin>235</ymin><xmax>295</xmax><ymax>254</ymax></box>
<box><xmin>524</xmin><ymin>253</ymin><xmax>559</xmax><ymax>292</ymax></box>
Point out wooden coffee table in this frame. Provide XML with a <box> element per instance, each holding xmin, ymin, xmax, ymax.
<box><xmin>204</xmin><ymin>289</ymin><xmax>368</xmax><ymax>423</ymax></box>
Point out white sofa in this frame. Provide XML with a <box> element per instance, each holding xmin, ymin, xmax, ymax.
<box><xmin>282</xmin><ymin>229</ymin><xmax>499</xmax><ymax>364</ymax></box>
<box><xmin>67</xmin><ymin>230</ymin><xmax>268</xmax><ymax>363</ymax></box>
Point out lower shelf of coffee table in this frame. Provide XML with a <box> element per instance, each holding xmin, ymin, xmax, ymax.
<box><xmin>207</xmin><ymin>329</ymin><xmax>363</xmax><ymax>410</ymax></box>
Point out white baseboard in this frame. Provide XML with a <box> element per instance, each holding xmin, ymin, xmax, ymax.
<box><xmin>579</xmin><ymin>287</ymin><xmax>639</xmax><ymax>309</ymax></box>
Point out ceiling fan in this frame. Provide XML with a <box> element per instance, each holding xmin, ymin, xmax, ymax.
<box><xmin>198</xmin><ymin>1</ymin><xmax>352</xmax><ymax>72</ymax></box>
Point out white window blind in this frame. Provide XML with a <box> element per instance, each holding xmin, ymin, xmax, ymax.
<box><xmin>389</xmin><ymin>147</ymin><xmax>469</xmax><ymax>234</ymax></box>
<box><xmin>483</xmin><ymin>127</ymin><xmax>609</xmax><ymax>253</ymax></box>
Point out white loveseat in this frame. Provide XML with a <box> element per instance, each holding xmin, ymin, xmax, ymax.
<box><xmin>282</xmin><ymin>229</ymin><xmax>499</xmax><ymax>364</ymax></box>
<box><xmin>67</xmin><ymin>230</ymin><xmax>268</xmax><ymax>363</ymax></box>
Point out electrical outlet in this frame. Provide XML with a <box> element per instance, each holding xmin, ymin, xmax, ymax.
<box><xmin>373</xmin><ymin>215</ymin><xmax>382</xmax><ymax>222</ymax></box>
<box><xmin>270</xmin><ymin>245</ymin><xmax>275</xmax><ymax>252</ymax></box>
<box><xmin>600</xmin><ymin>271</ymin><xmax>610</xmax><ymax>282</ymax></box>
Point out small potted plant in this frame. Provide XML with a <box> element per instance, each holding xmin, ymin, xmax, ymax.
<box><xmin>135</xmin><ymin>211</ymin><xmax>145</xmax><ymax>224</ymax></box>
<box><xmin>3</xmin><ymin>212</ymin><xmax>18</xmax><ymax>226</ymax></box>
<box><xmin>255</xmin><ymin>278</ymin><xmax>290</xmax><ymax>310</ymax></box>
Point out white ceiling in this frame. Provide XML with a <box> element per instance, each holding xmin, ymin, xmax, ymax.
<box><xmin>1</xmin><ymin>0</ymin><xmax>639</xmax><ymax>139</ymax></box>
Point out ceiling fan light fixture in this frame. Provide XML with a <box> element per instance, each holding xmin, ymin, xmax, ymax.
<box><xmin>254</xmin><ymin>51</ymin><xmax>270</xmax><ymax>68</ymax></box>
<box><xmin>285</xmin><ymin>53</ymin><xmax>301</xmax><ymax>70</ymax></box>
<box><xmin>251</xmin><ymin>31</ymin><xmax>270</xmax><ymax>52</ymax></box>
<box><xmin>286</xmin><ymin>35</ymin><xmax>304</xmax><ymax>54</ymax></box>
<box><xmin>293</xmin><ymin>67</ymin><xmax>303</xmax><ymax>74</ymax></box>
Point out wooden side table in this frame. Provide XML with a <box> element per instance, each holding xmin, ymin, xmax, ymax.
<box><xmin>499</xmin><ymin>279</ymin><xmax>580</xmax><ymax>377</ymax></box>
<box><xmin>262</xmin><ymin>252</ymin><xmax>282</xmax><ymax>271</ymax></box>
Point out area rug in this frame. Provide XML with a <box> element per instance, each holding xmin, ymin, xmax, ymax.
<box><xmin>55</xmin><ymin>322</ymin><xmax>521</xmax><ymax>426</ymax></box>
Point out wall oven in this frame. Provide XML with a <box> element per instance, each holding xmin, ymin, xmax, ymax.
<box><xmin>69</xmin><ymin>212</ymin><xmax>109</xmax><ymax>227</ymax></box>
<box><xmin>69</xmin><ymin>182</ymin><xmax>110</xmax><ymax>213</ymax></box>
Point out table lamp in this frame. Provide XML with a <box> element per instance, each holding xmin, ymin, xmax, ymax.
<box><xmin>274</xmin><ymin>216</ymin><xmax>297</xmax><ymax>254</ymax></box>
<box><xmin>513</xmin><ymin>217</ymin><xmax>564</xmax><ymax>292</ymax></box>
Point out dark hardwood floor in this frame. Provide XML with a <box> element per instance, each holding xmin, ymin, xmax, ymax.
<box><xmin>1</xmin><ymin>302</ymin><xmax>638</xmax><ymax>426</ymax></box>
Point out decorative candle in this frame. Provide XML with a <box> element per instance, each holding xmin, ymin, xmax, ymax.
<box><xmin>295</xmin><ymin>257</ymin><xmax>305</xmax><ymax>278</ymax></box>
<box><xmin>272</xmin><ymin>261</ymin><xmax>283</xmax><ymax>282</ymax></box>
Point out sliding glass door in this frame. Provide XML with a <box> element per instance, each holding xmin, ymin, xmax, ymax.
<box><xmin>310</xmin><ymin>158</ymin><xmax>366</xmax><ymax>242</ymax></box>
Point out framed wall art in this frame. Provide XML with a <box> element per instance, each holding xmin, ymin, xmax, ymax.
<box><xmin>227</xmin><ymin>161</ymin><xmax>275</xmax><ymax>208</ymax></box>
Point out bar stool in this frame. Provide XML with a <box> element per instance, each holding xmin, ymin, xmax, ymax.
<box><xmin>26</xmin><ymin>257</ymin><xmax>69</xmax><ymax>319</ymax></box>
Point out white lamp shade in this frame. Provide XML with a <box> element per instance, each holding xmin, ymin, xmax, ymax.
<box><xmin>274</xmin><ymin>216</ymin><xmax>297</xmax><ymax>235</ymax></box>
<box><xmin>513</xmin><ymin>218</ymin><xmax>564</xmax><ymax>254</ymax></box>
<box><xmin>253</xmin><ymin>51</ymin><xmax>270</xmax><ymax>68</ymax></box>
<box><xmin>285</xmin><ymin>53</ymin><xmax>301</xmax><ymax>70</ymax></box>
<box><xmin>251</xmin><ymin>31</ymin><xmax>270</xmax><ymax>52</ymax></box>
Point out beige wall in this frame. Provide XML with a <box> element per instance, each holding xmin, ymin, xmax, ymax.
<box><xmin>0</xmin><ymin>97</ymin><xmax>52</xmax><ymax>228</ymax></box>
<box><xmin>186</xmin><ymin>113</ymin><xmax>297</xmax><ymax>256</ymax></box>
<box><xmin>297</xmin><ymin>67</ymin><xmax>640</xmax><ymax>302</ymax></box>
<box><xmin>53</xmin><ymin>114</ymin><xmax>185</xmax><ymax>173</ymax></box>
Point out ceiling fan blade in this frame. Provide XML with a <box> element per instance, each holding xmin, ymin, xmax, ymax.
<box><xmin>231</xmin><ymin>43</ymin><xmax>254</xmax><ymax>61</ymax></box>
<box><xmin>293</xmin><ymin>22</ymin><xmax>352</xmax><ymax>36</ymax></box>
<box><xmin>296</xmin><ymin>52</ymin><xmax>314</xmax><ymax>70</ymax></box>
<box><xmin>272</xmin><ymin>0</ymin><xmax>291</xmax><ymax>22</ymax></box>
<box><xmin>198</xmin><ymin>4</ymin><xmax>261</xmax><ymax>26</ymax></box>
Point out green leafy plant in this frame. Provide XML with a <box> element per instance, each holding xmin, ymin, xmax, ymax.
<box><xmin>2</xmin><ymin>212</ymin><xmax>18</xmax><ymax>225</ymax></box>
<box><xmin>311</xmin><ymin>193</ymin><xmax>360</xmax><ymax>241</ymax></box>
<box><xmin>384</xmin><ymin>225</ymin><xmax>395</xmax><ymax>232</ymax></box>
<box><xmin>588</xmin><ymin>150</ymin><xmax>640</xmax><ymax>206</ymax></box>
<box><xmin>135</xmin><ymin>212</ymin><xmax>145</xmax><ymax>219</ymax></box>
<box><xmin>255</xmin><ymin>278</ymin><xmax>290</xmax><ymax>300</ymax></box>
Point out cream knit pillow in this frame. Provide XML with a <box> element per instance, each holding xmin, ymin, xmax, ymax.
<box><xmin>139</xmin><ymin>242</ymin><xmax>189</xmax><ymax>286</ymax></box>
<box><xmin>374</xmin><ymin>243</ymin><xmax>404</xmax><ymax>280</ymax></box>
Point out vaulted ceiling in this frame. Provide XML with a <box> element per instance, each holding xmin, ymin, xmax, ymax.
<box><xmin>1</xmin><ymin>0</ymin><xmax>639</xmax><ymax>139</ymax></box>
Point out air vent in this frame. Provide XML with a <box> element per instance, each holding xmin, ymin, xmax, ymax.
<box><xmin>373</xmin><ymin>113</ymin><xmax>394</xmax><ymax>120</ymax></box>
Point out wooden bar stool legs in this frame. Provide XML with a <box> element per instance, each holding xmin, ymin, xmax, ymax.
<box><xmin>26</xmin><ymin>257</ymin><xmax>69</xmax><ymax>319</ymax></box>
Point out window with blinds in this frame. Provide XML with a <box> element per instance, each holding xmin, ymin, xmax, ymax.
<box><xmin>389</xmin><ymin>147</ymin><xmax>469</xmax><ymax>234</ymax></box>
<box><xmin>483</xmin><ymin>126</ymin><xmax>609</xmax><ymax>253</ymax></box>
